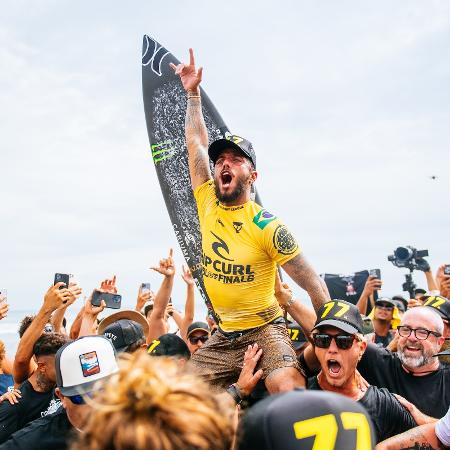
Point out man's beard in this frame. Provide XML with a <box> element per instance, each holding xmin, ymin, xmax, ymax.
<box><xmin>398</xmin><ymin>342</ymin><xmax>435</xmax><ymax>369</ymax></box>
<box><xmin>214</xmin><ymin>173</ymin><xmax>249</xmax><ymax>204</ymax></box>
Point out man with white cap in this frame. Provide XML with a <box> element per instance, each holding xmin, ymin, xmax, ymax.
<box><xmin>0</xmin><ymin>336</ymin><xmax>118</xmax><ymax>450</ymax></box>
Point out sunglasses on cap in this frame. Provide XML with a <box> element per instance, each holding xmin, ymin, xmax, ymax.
<box><xmin>189</xmin><ymin>335</ymin><xmax>209</xmax><ymax>345</ymax></box>
<box><xmin>312</xmin><ymin>333</ymin><xmax>359</xmax><ymax>350</ymax></box>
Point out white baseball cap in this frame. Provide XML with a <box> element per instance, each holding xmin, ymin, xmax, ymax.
<box><xmin>55</xmin><ymin>335</ymin><xmax>119</xmax><ymax>396</ymax></box>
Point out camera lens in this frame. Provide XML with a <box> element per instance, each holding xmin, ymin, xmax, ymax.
<box><xmin>395</xmin><ymin>247</ymin><xmax>411</xmax><ymax>261</ymax></box>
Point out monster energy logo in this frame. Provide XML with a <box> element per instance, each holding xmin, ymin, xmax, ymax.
<box><xmin>151</xmin><ymin>141</ymin><xmax>174</xmax><ymax>163</ymax></box>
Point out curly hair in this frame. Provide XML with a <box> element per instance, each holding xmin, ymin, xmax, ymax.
<box><xmin>71</xmin><ymin>350</ymin><xmax>234</xmax><ymax>450</ymax></box>
<box><xmin>18</xmin><ymin>315</ymin><xmax>35</xmax><ymax>338</ymax></box>
<box><xmin>33</xmin><ymin>333</ymin><xmax>70</xmax><ymax>357</ymax></box>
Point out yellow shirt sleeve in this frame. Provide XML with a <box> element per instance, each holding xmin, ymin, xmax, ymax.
<box><xmin>193</xmin><ymin>180</ymin><xmax>215</xmax><ymax>219</ymax></box>
<box><xmin>259</xmin><ymin>218</ymin><xmax>301</xmax><ymax>266</ymax></box>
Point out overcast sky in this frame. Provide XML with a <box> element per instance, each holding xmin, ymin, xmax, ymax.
<box><xmin>1</xmin><ymin>1</ymin><xmax>449</xmax><ymax>317</ymax></box>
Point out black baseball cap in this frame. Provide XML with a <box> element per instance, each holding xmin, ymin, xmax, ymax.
<box><xmin>147</xmin><ymin>334</ymin><xmax>190</xmax><ymax>359</ymax></box>
<box><xmin>313</xmin><ymin>300</ymin><xmax>363</xmax><ymax>335</ymax></box>
<box><xmin>186</xmin><ymin>321</ymin><xmax>210</xmax><ymax>339</ymax></box>
<box><xmin>422</xmin><ymin>295</ymin><xmax>450</xmax><ymax>321</ymax></box>
<box><xmin>102</xmin><ymin>319</ymin><xmax>145</xmax><ymax>353</ymax></box>
<box><xmin>415</xmin><ymin>288</ymin><xmax>427</xmax><ymax>296</ymax></box>
<box><xmin>287</xmin><ymin>322</ymin><xmax>307</xmax><ymax>350</ymax></box>
<box><xmin>208</xmin><ymin>135</ymin><xmax>256</xmax><ymax>168</ymax></box>
<box><xmin>375</xmin><ymin>297</ymin><xmax>396</xmax><ymax>308</ymax></box>
<box><xmin>238</xmin><ymin>389</ymin><xmax>375</xmax><ymax>450</ymax></box>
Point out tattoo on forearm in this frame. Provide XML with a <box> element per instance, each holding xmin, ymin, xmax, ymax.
<box><xmin>392</xmin><ymin>426</ymin><xmax>446</xmax><ymax>450</ymax></box>
<box><xmin>186</xmin><ymin>98</ymin><xmax>210</xmax><ymax>180</ymax></box>
<box><xmin>283</xmin><ymin>255</ymin><xmax>329</xmax><ymax>313</ymax></box>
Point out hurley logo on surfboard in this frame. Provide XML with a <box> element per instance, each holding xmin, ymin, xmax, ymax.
<box><xmin>142</xmin><ymin>35</ymin><xmax>170</xmax><ymax>76</ymax></box>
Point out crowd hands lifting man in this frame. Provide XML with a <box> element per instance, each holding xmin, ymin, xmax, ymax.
<box><xmin>0</xmin><ymin>48</ymin><xmax>450</xmax><ymax>450</ymax></box>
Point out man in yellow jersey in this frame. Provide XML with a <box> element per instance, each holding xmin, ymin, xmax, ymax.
<box><xmin>170</xmin><ymin>49</ymin><xmax>330</xmax><ymax>393</ymax></box>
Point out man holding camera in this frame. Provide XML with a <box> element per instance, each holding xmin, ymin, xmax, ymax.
<box><xmin>171</xmin><ymin>49</ymin><xmax>329</xmax><ymax>392</ymax></box>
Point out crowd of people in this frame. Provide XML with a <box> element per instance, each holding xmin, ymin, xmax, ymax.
<box><xmin>0</xmin><ymin>48</ymin><xmax>449</xmax><ymax>449</ymax></box>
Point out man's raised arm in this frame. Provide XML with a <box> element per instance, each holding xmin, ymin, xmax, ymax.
<box><xmin>282</xmin><ymin>253</ymin><xmax>330</xmax><ymax>313</ymax></box>
<box><xmin>170</xmin><ymin>49</ymin><xmax>211</xmax><ymax>190</ymax></box>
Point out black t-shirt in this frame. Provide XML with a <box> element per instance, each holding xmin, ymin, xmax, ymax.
<box><xmin>358</xmin><ymin>343</ymin><xmax>450</xmax><ymax>418</ymax></box>
<box><xmin>0</xmin><ymin>380</ymin><xmax>60</xmax><ymax>444</ymax></box>
<box><xmin>0</xmin><ymin>407</ymin><xmax>73</xmax><ymax>450</ymax></box>
<box><xmin>308</xmin><ymin>376</ymin><xmax>417</xmax><ymax>443</ymax></box>
<box><xmin>374</xmin><ymin>333</ymin><xmax>393</xmax><ymax>348</ymax></box>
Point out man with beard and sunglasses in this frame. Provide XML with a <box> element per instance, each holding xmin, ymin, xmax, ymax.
<box><xmin>306</xmin><ymin>300</ymin><xmax>416</xmax><ymax>443</ymax></box>
<box><xmin>170</xmin><ymin>50</ymin><xmax>329</xmax><ymax>393</ymax></box>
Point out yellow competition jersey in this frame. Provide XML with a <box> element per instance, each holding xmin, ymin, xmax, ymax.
<box><xmin>194</xmin><ymin>180</ymin><xmax>301</xmax><ymax>331</ymax></box>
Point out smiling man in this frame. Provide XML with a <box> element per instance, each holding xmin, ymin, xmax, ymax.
<box><xmin>170</xmin><ymin>50</ymin><xmax>329</xmax><ymax>393</ymax></box>
<box><xmin>308</xmin><ymin>300</ymin><xmax>417</xmax><ymax>443</ymax></box>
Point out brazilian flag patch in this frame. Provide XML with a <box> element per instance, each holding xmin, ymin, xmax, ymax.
<box><xmin>253</xmin><ymin>209</ymin><xmax>277</xmax><ymax>230</ymax></box>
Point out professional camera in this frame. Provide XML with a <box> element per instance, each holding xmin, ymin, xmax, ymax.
<box><xmin>387</xmin><ymin>246</ymin><xmax>429</xmax><ymax>271</ymax></box>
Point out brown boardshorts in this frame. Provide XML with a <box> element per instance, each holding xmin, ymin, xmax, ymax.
<box><xmin>188</xmin><ymin>319</ymin><xmax>300</xmax><ymax>389</ymax></box>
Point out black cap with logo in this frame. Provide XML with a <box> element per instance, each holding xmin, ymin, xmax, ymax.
<box><xmin>102</xmin><ymin>319</ymin><xmax>145</xmax><ymax>353</ymax></box>
<box><xmin>208</xmin><ymin>135</ymin><xmax>256</xmax><ymax>169</ymax></box>
<box><xmin>422</xmin><ymin>295</ymin><xmax>450</xmax><ymax>321</ymax></box>
<box><xmin>313</xmin><ymin>300</ymin><xmax>363</xmax><ymax>335</ymax></box>
<box><xmin>147</xmin><ymin>334</ymin><xmax>191</xmax><ymax>359</ymax></box>
<box><xmin>238</xmin><ymin>389</ymin><xmax>375</xmax><ymax>450</ymax></box>
<box><xmin>186</xmin><ymin>321</ymin><xmax>210</xmax><ymax>339</ymax></box>
<box><xmin>287</xmin><ymin>322</ymin><xmax>307</xmax><ymax>350</ymax></box>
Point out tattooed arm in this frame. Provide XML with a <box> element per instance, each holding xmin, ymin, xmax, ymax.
<box><xmin>375</xmin><ymin>423</ymin><xmax>446</xmax><ymax>449</ymax></box>
<box><xmin>282</xmin><ymin>254</ymin><xmax>330</xmax><ymax>313</ymax></box>
<box><xmin>170</xmin><ymin>48</ymin><xmax>211</xmax><ymax>190</ymax></box>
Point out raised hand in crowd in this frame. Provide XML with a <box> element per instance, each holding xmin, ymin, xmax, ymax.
<box><xmin>78</xmin><ymin>295</ymin><xmax>106</xmax><ymax>338</ymax></box>
<box><xmin>147</xmin><ymin>249</ymin><xmax>176</xmax><ymax>342</ymax></box>
<box><xmin>0</xmin><ymin>302</ymin><xmax>8</xmax><ymax>321</ymax></box>
<box><xmin>177</xmin><ymin>265</ymin><xmax>195</xmax><ymax>338</ymax></box>
<box><xmin>416</xmin><ymin>256</ymin><xmax>440</xmax><ymax>294</ymax></box>
<box><xmin>135</xmin><ymin>286</ymin><xmax>154</xmax><ymax>313</ymax></box>
<box><xmin>51</xmin><ymin>280</ymin><xmax>82</xmax><ymax>335</ymax></box>
<box><xmin>13</xmin><ymin>283</ymin><xmax>72</xmax><ymax>385</ymax></box>
<box><xmin>436</xmin><ymin>264</ymin><xmax>450</xmax><ymax>298</ymax></box>
<box><xmin>170</xmin><ymin>48</ymin><xmax>203</xmax><ymax>94</ymax></box>
<box><xmin>0</xmin><ymin>388</ymin><xmax>21</xmax><ymax>405</ymax></box>
<box><xmin>274</xmin><ymin>272</ymin><xmax>316</xmax><ymax>341</ymax></box>
<box><xmin>100</xmin><ymin>275</ymin><xmax>118</xmax><ymax>294</ymax></box>
<box><xmin>356</xmin><ymin>275</ymin><xmax>382</xmax><ymax>315</ymax></box>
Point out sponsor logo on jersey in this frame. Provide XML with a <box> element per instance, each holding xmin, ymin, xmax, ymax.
<box><xmin>253</xmin><ymin>209</ymin><xmax>276</xmax><ymax>230</ymax></box>
<box><xmin>273</xmin><ymin>225</ymin><xmax>298</xmax><ymax>255</ymax></box>
<box><xmin>142</xmin><ymin>35</ymin><xmax>170</xmax><ymax>76</ymax></box>
<box><xmin>233</xmin><ymin>222</ymin><xmax>243</xmax><ymax>233</ymax></box>
<box><xmin>211</xmin><ymin>232</ymin><xmax>234</xmax><ymax>261</ymax></box>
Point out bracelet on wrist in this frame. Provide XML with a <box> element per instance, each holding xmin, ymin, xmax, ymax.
<box><xmin>226</xmin><ymin>383</ymin><xmax>243</xmax><ymax>405</ymax></box>
<box><xmin>285</xmin><ymin>294</ymin><xmax>296</xmax><ymax>308</ymax></box>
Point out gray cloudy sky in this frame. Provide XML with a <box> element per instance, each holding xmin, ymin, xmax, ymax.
<box><xmin>1</xmin><ymin>0</ymin><xmax>449</xmax><ymax>316</ymax></box>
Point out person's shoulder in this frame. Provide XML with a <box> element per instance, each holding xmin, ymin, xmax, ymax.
<box><xmin>248</xmin><ymin>205</ymin><xmax>279</xmax><ymax>231</ymax></box>
<box><xmin>9</xmin><ymin>407</ymin><xmax>69</xmax><ymax>437</ymax></box>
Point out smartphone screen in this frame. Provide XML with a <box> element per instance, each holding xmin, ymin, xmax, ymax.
<box><xmin>0</xmin><ymin>290</ymin><xmax>7</xmax><ymax>304</ymax></box>
<box><xmin>91</xmin><ymin>290</ymin><xmax>122</xmax><ymax>309</ymax></box>
<box><xmin>54</xmin><ymin>273</ymin><xmax>70</xmax><ymax>289</ymax></box>
<box><xmin>444</xmin><ymin>265</ymin><xmax>450</xmax><ymax>276</ymax></box>
<box><xmin>369</xmin><ymin>269</ymin><xmax>381</xmax><ymax>279</ymax></box>
<box><xmin>140</xmin><ymin>283</ymin><xmax>151</xmax><ymax>294</ymax></box>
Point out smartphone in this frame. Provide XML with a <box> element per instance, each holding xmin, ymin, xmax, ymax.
<box><xmin>369</xmin><ymin>269</ymin><xmax>381</xmax><ymax>279</ymax></box>
<box><xmin>140</xmin><ymin>283</ymin><xmax>151</xmax><ymax>294</ymax></box>
<box><xmin>0</xmin><ymin>290</ymin><xmax>7</xmax><ymax>304</ymax></box>
<box><xmin>91</xmin><ymin>290</ymin><xmax>122</xmax><ymax>309</ymax></box>
<box><xmin>54</xmin><ymin>273</ymin><xmax>70</xmax><ymax>289</ymax></box>
<box><xmin>444</xmin><ymin>265</ymin><xmax>450</xmax><ymax>276</ymax></box>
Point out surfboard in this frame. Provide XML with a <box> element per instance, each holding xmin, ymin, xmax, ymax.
<box><xmin>141</xmin><ymin>35</ymin><xmax>263</xmax><ymax>317</ymax></box>
<box><xmin>141</xmin><ymin>35</ymin><xmax>228</xmax><ymax>315</ymax></box>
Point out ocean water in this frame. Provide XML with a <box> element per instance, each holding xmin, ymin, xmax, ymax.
<box><xmin>0</xmin><ymin>309</ymin><xmax>79</xmax><ymax>357</ymax></box>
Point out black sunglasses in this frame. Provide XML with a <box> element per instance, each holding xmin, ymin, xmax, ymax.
<box><xmin>189</xmin><ymin>335</ymin><xmax>209</xmax><ymax>345</ymax></box>
<box><xmin>313</xmin><ymin>333</ymin><xmax>358</xmax><ymax>350</ymax></box>
<box><xmin>376</xmin><ymin>303</ymin><xmax>393</xmax><ymax>310</ymax></box>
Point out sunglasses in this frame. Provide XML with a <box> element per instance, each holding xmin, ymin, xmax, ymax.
<box><xmin>68</xmin><ymin>394</ymin><xmax>85</xmax><ymax>405</ymax></box>
<box><xmin>376</xmin><ymin>303</ymin><xmax>393</xmax><ymax>310</ymax></box>
<box><xmin>313</xmin><ymin>333</ymin><xmax>358</xmax><ymax>350</ymax></box>
<box><xmin>189</xmin><ymin>335</ymin><xmax>209</xmax><ymax>345</ymax></box>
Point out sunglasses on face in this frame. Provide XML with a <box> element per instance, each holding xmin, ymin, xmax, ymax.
<box><xmin>312</xmin><ymin>333</ymin><xmax>358</xmax><ymax>350</ymax></box>
<box><xmin>376</xmin><ymin>303</ymin><xmax>393</xmax><ymax>310</ymax></box>
<box><xmin>189</xmin><ymin>335</ymin><xmax>209</xmax><ymax>345</ymax></box>
<box><xmin>68</xmin><ymin>394</ymin><xmax>85</xmax><ymax>405</ymax></box>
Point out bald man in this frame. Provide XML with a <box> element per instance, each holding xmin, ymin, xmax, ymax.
<box><xmin>357</xmin><ymin>307</ymin><xmax>450</xmax><ymax>418</ymax></box>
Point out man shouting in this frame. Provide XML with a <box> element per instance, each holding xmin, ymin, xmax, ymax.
<box><xmin>170</xmin><ymin>49</ymin><xmax>329</xmax><ymax>393</ymax></box>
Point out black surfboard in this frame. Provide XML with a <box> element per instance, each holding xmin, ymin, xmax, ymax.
<box><xmin>142</xmin><ymin>35</ymin><xmax>262</xmax><ymax>315</ymax></box>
